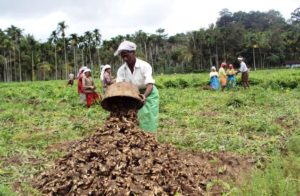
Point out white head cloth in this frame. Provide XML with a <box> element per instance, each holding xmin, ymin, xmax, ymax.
<box><xmin>83</xmin><ymin>68</ymin><xmax>91</xmax><ymax>74</ymax></box>
<box><xmin>77</xmin><ymin>66</ymin><xmax>88</xmax><ymax>78</ymax></box>
<box><xmin>114</xmin><ymin>40</ymin><xmax>137</xmax><ymax>56</ymax></box>
<box><xmin>237</xmin><ymin>57</ymin><xmax>243</xmax><ymax>61</ymax></box>
<box><xmin>211</xmin><ymin>66</ymin><xmax>216</xmax><ymax>71</ymax></box>
<box><xmin>100</xmin><ymin>64</ymin><xmax>111</xmax><ymax>80</ymax></box>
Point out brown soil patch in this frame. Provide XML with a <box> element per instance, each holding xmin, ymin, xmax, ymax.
<box><xmin>11</xmin><ymin>181</ymin><xmax>22</xmax><ymax>194</ymax></box>
<box><xmin>275</xmin><ymin>116</ymin><xmax>299</xmax><ymax>131</ymax></box>
<box><xmin>275</xmin><ymin>116</ymin><xmax>291</xmax><ymax>130</ymax></box>
<box><xmin>46</xmin><ymin>141</ymin><xmax>77</xmax><ymax>154</ymax></box>
<box><xmin>26</xmin><ymin>97</ymin><xmax>41</xmax><ymax>105</ymax></box>
<box><xmin>2</xmin><ymin>155</ymin><xmax>23</xmax><ymax>166</ymax></box>
<box><xmin>202</xmin><ymin>85</ymin><xmax>211</xmax><ymax>90</ymax></box>
<box><xmin>201</xmin><ymin>111</ymin><xmax>219</xmax><ymax>117</ymax></box>
<box><xmin>33</xmin><ymin>110</ymin><xmax>253</xmax><ymax>195</ymax></box>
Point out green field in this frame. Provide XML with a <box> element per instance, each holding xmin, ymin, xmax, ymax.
<box><xmin>1</xmin><ymin>69</ymin><xmax>300</xmax><ymax>195</ymax></box>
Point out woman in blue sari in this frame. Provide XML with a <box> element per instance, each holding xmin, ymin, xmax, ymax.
<box><xmin>209</xmin><ymin>66</ymin><xmax>219</xmax><ymax>90</ymax></box>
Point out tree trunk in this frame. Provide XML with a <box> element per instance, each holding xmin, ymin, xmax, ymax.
<box><xmin>81</xmin><ymin>49</ymin><xmax>84</xmax><ymax>66</ymax></box>
<box><xmin>88</xmin><ymin>46</ymin><xmax>93</xmax><ymax>70</ymax></box>
<box><xmin>43</xmin><ymin>67</ymin><xmax>45</xmax><ymax>81</ymax></box>
<box><xmin>13</xmin><ymin>48</ymin><xmax>16</xmax><ymax>81</ymax></box>
<box><xmin>262</xmin><ymin>54</ymin><xmax>266</xmax><ymax>69</ymax></box>
<box><xmin>200</xmin><ymin>42</ymin><xmax>203</xmax><ymax>70</ymax></box>
<box><xmin>73</xmin><ymin>46</ymin><xmax>77</xmax><ymax>75</ymax></box>
<box><xmin>4</xmin><ymin>56</ymin><xmax>8</xmax><ymax>82</ymax></box>
<box><xmin>222</xmin><ymin>39</ymin><xmax>226</xmax><ymax>61</ymax></box>
<box><xmin>60</xmin><ymin>59</ymin><xmax>63</xmax><ymax>79</ymax></box>
<box><xmin>156</xmin><ymin>44</ymin><xmax>159</xmax><ymax>57</ymax></box>
<box><xmin>31</xmin><ymin>51</ymin><xmax>35</xmax><ymax>81</ymax></box>
<box><xmin>64</xmin><ymin>38</ymin><xmax>67</xmax><ymax>79</ymax></box>
<box><xmin>149</xmin><ymin>46</ymin><xmax>154</xmax><ymax>67</ymax></box>
<box><xmin>215</xmin><ymin>43</ymin><xmax>219</xmax><ymax>68</ymax></box>
<box><xmin>18</xmin><ymin>48</ymin><xmax>22</xmax><ymax>82</ymax></box>
<box><xmin>9</xmin><ymin>51</ymin><xmax>12</xmax><ymax>82</ymax></box>
<box><xmin>144</xmin><ymin>42</ymin><xmax>147</xmax><ymax>61</ymax></box>
<box><xmin>209</xmin><ymin>47</ymin><xmax>213</xmax><ymax>68</ymax></box>
<box><xmin>97</xmin><ymin>48</ymin><xmax>101</xmax><ymax>67</ymax></box>
<box><xmin>259</xmin><ymin>48</ymin><xmax>263</xmax><ymax>69</ymax></box>
<box><xmin>55</xmin><ymin>45</ymin><xmax>58</xmax><ymax>80</ymax></box>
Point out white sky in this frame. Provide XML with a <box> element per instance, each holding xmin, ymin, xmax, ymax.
<box><xmin>0</xmin><ymin>0</ymin><xmax>299</xmax><ymax>42</ymax></box>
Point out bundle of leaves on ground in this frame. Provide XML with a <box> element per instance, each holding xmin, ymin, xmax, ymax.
<box><xmin>33</xmin><ymin>110</ymin><xmax>252</xmax><ymax>195</ymax></box>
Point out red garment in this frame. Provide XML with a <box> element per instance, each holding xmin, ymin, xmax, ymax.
<box><xmin>86</xmin><ymin>92</ymin><xmax>100</xmax><ymax>108</ymax></box>
<box><xmin>77</xmin><ymin>73</ymin><xmax>85</xmax><ymax>94</ymax></box>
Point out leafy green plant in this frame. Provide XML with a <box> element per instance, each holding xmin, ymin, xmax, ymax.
<box><xmin>176</xmin><ymin>78</ymin><xmax>189</xmax><ymax>88</ymax></box>
<box><xmin>0</xmin><ymin>184</ymin><xmax>17</xmax><ymax>196</ymax></box>
<box><xmin>287</xmin><ymin>136</ymin><xmax>300</xmax><ymax>156</ymax></box>
<box><xmin>163</xmin><ymin>80</ymin><xmax>178</xmax><ymax>88</ymax></box>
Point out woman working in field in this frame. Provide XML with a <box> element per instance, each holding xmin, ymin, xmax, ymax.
<box><xmin>209</xmin><ymin>66</ymin><xmax>219</xmax><ymax>90</ymax></box>
<box><xmin>82</xmin><ymin>68</ymin><xmax>101</xmax><ymax>108</ymax></box>
<box><xmin>218</xmin><ymin>62</ymin><xmax>227</xmax><ymax>92</ymax></box>
<box><xmin>77</xmin><ymin>66</ymin><xmax>87</xmax><ymax>104</ymax></box>
<box><xmin>114</xmin><ymin>40</ymin><xmax>159</xmax><ymax>133</ymax></box>
<box><xmin>100</xmin><ymin>64</ymin><xmax>114</xmax><ymax>93</ymax></box>
<box><xmin>67</xmin><ymin>73</ymin><xmax>75</xmax><ymax>86</ymax></box>
<box><xmin>226</xmin><ymin>64</ymin><xmax>237</xmax><ymax>89</ymax></box>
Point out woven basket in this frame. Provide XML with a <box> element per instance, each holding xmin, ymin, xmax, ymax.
<box><xmin>101</xmin><ymin>82</ymin><xmax>144</xmax><ymax>112</ymax></box>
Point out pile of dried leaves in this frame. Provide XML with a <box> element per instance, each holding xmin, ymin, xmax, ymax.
<box><xmin>33</xmin><ymin>110</ymin><xmax>252</xmax><ymax>195</ymax></box>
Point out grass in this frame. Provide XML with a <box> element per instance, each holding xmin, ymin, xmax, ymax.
<box><xmin>0</xmin><ymin>69</ymin><xmax>300</xmax><ymax>195</ymax></box>
<box><xmin>232</xmin><ymin>155</ymin><xmax>300</xmax><ymax>196</ymax></box>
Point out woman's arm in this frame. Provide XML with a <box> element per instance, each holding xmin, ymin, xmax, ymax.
<box><xmin>141</xmin><ymin>83</ymin><xmax>153</xmax><ymax>102</ymax></box>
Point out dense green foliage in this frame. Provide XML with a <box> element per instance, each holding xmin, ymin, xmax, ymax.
<box><xmin>1</xmin><ymin>7</ymin><xmax>300</xmax><ymax>82</ymax></box>
<box><xmin>0</xmin><ymin>69</ymin><xmax>300</xmax><ymax>195</ymax></box>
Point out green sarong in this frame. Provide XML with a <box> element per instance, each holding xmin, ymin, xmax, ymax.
<box><xmin>138</xmin><ymin>85</ymin><xmax>159</xmax><ymax>133</ymax></box>
<box><xmin>227</xmin><ymin>75</ymin><xmax>236</xmax><ymax>89</ymax></box>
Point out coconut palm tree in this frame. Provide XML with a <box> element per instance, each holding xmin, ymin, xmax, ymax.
<box><xmin>0</xmin><ymin>30</ymin><xmax>9</xmax><ymax>81</ymax></box>
<box><xmin>57</xmin><ymin>21</ymin><xmax>68</xmax><ymax>79</ymax></box>
<box><xmin>78</xmin><ymin>35</ymin><xmax>85</xmax><ymax>67</ymax></box>
<box><xmin>49</xmin><ymin>30</ymin><xmax>59</xmax><ymax>80</ymax></box>
<box><xmin>84</xmin><ymin>31</ymin><xmax>93</xmax><ymax>70</ymax></box>
<box><xmin>6</xmin><ymin>25</ymin><xmax>23</xmax><ymax>81</ymax></box>
<box><xmin>70</xmin><ymin>33</ymin><xmax>79</xmax><ymax>74</ymax></box>
<box><xmin>134</xmin><ymin>30</ymin><xmax>149</xmax><ymax>61</ymax></box>
<box><xmin>93</xmin><ymin>29</ymin><xmax>102</xmax><ymax>67</ymax></box>
<box><xmin>38</xmin><ymin>61</ymin><xmax>51</xmax><ymax>81</ymax></box>
<box><xmin>25</xmin><ymin>34</ymin><xmax>37</xmax><ymax>80</ymax></box>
